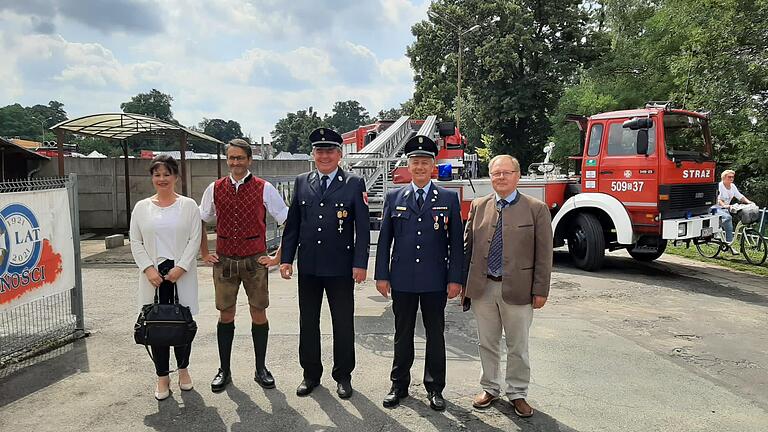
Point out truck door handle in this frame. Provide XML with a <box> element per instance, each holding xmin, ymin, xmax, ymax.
<box><xmin>600</xmin><ymin>170</ymin><xmax>613</xmax><ymax>174</ymax></box>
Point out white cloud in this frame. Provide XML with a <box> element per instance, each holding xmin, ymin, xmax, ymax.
<box><xmin>0</xmin><ymin>1</ymin><xmax>424</xmax><ymax>139</ymax></box>
<box><xmin>379</xmin><ymin>0</ymin><xmax>428</xmax><ymax>25</ymax></box>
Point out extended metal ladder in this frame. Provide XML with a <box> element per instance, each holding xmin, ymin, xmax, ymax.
<box><xmin>344</xmin><ymin>115</ymin><xmax>439</xmax><ymax>225</ymax></box>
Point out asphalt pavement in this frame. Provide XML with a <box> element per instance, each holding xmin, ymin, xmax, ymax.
<box><xmin>0</xmin><ymin>240</ymin><xmax>766</xmax><ymax>431</ymax></box>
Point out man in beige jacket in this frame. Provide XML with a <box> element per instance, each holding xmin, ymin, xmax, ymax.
<box><xmin>462</xmin><ymin>155</ymin><xmax>552</xmax><ymax>417</ymax></box>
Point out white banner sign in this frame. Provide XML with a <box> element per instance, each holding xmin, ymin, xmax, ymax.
<box><xmin>0</xmin><ymin>188</ymin><xmax>75</xmax><ymax>311</ymax></box>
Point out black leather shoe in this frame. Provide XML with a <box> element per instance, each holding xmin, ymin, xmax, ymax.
<box><xmin>254</xmin><ymin>368</ymin><xmax>275</xmax><ymax>389</ymax></box>
<box><xmin>383</xmin><ymin>387</ymin><xmax>408</xmax><ymax>408</ymax></box>
<box><xmin>427</xmin><ymin>391</ymin><xmax>446</xmax><ymax>411</ymax></box>
<box><xmin>211</xmin><ymin>368</ymin><xmax>231</xmax><ymax>393</ymax></box>
<box><xmin>296</xmin><ymin>379</ymin><xmax>319</xmax><ymax>397</ymax></box>
<box><xmin>336</xmin><ymin>380</ymin><xmax>353</xmax><ymax>399</ymax></box>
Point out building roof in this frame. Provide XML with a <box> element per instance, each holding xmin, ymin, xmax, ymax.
<box><xmin>8</xmin><ymin>138</ymin><xmax>41</xmax><ymax>150</ymax></box>
<box><xmin>0</xmin><ymin>137</ymin><xmax>49</xmax><ymax>160</ymax></box>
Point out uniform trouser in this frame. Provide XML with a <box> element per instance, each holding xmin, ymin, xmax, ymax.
<box><xmin>297</xmin><ymin>273</ymin><xmax>355</xmax><ymax>383</ymax></box>
<box><xmin>390</xmin><ymin>290</ymin><xmax>447</xmax><ymax>393</ymax></box>
<box><xmin>150</xmin><ymin>262</ymin><xmax>191</xmax><ymax>377</ymax></box>
<box><xmin>472</xmin><ymin>279</ymin><xmax>533</xmax><ymax>399</ymax></box>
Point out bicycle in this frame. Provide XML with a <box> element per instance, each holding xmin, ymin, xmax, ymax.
<box><xmin>695</xmin><ymin>208</ymin><xmax>767</xmax><ymax>265</ymax></box>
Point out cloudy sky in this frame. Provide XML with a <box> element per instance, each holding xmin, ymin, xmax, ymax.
<box><xmin>0</xmin><ymin>0</ymin><xmax>429</xmax><ymax>139</ymax></box>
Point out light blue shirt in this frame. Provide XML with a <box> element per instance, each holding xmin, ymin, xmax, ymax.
<box><xmin>411</xmin><ymin>180</ymin><xmax>433</xmax><ymax>198</ymax></box>
<box><xmin>317</xmin><ymin>167</ymin><xmax>339</xmax><ymax>189</ymax></box>
<box><xmin>495</xmin><ymin>190</ymin><xmax>518</xmax><ymax>207</ymax></box>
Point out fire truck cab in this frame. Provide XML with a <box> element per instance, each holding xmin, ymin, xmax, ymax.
<box><xmin>550</xmin><ymin>103</ymin><xmax>721</xmax><ymax>270</ymax></box>
<box><xmin>432</xmin><ymin>103</ymin><xmax>721</xmax><ymax>270</ymax></box>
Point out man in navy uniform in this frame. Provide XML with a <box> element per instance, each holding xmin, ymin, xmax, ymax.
<box><xmin>374</xmin><ymin>134</ymin><xmax>464</xmax><ymax>411</ymax></box>
<box><xmin>280</xmin><ymin>127</ymin><xmax>370</xmax><ymax>399</ymax></box>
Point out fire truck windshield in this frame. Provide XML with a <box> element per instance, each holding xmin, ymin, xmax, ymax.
<box><xmin>663</xmin><ymin>114</ymin><xmax>712</xmax><ymax>162</ymax></box>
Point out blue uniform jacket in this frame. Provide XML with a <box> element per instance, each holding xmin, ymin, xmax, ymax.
<box><xmin>375</xmin><ymin>183</ymin><xmax>464</xmax><ymax>293</ymax></box>
<box><xmin>281</xmin><ymin>168</ymin><xmax>370</xmax><ymax>277</ymax></box>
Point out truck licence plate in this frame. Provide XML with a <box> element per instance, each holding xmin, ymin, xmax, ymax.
<box><xmin>701</xmin><ymin>227</ymin><xmax>713</xmax><ymax>237</ymax></box>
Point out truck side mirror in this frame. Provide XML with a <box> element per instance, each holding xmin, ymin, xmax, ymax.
<box><xmin>636</xmin><ymin>130</ymin><xmax>649</xmax><ymax>155</ymax></box>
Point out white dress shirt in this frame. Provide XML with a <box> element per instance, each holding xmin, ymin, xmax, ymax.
<box><xmin>199</xmin><ymin>171</ymin><xmax>288</xmax><ymax>224</ymax></box>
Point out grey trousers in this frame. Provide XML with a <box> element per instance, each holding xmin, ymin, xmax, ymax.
<box><xmin>472</xmin><ymin>279</ymin><xmax>534</xmax><ymax>399</ymax></box>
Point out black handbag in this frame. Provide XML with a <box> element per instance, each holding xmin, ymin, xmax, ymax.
<box><xmin>134</xmin><ymin>264</ymin><xmax>197</xmax><ymax>348</ymax></box>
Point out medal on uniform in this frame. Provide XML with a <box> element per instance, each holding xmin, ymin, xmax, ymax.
<box><xmin>433</xmin><ymin>215</ymin><xmax>439</xmax><ymax>230</ymax></box>
<box><xmin>337</xmin><ymin>203</ymin><xmax>345</xmax><ymax>233</ymax></box>
<box><xmin>443</xmin><ymin>215</ymin><xmax>448</xmax><ymax>230</ymax></box>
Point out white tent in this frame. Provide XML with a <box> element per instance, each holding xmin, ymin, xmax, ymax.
<box><xmin>86</xmin><ymin>150</ymin><xmax>108</xmax><ymax>158</ymax></box>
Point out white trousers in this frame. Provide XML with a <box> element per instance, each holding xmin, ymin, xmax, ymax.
<box><xmin>472</xmin><ymin>279</ymin><xmax>533</xmax><ymax>399</ymax></box>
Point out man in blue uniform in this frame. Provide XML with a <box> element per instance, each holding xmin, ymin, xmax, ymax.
<box><xmin>374</xmin><ymin>134</ymin><xmax>464</xmax><ymax>411</ymax></box>
<box><xmin>280</xmin><ymin>127</ymin><xmax>370</xmax><ymax>399</ymax></box>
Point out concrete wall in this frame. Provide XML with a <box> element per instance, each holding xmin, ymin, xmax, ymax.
<box><xmin>38</xmin><ymin>158</ymin><xmax>312</xmax><ymax>231</ymax></box>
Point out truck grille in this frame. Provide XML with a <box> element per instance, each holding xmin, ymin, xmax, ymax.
<box><xmin>658</xmin><ymin>183</ymin><xmax>717</xmax><ymax>220</ymax></box>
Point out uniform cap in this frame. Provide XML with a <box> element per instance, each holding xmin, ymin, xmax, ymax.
<box><xmin>404</xmin><ymin>135</ymin><xmax>437</xmax><ymax>158</ymax></box>
<box><xmin>309</xmin><ymin>127</ymin><xmax>343</xmax><ymax>148</ymax></box>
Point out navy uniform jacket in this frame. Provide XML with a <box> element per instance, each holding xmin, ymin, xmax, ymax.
<box><xmin>375</xmin><ymin>183</ymin><xmax>464</xmax><ymax>293</ymax></box>
<box><xmin>281</xmin><ymin>168</ymin><xmax>370</xmax><ymax>277</ymax></box>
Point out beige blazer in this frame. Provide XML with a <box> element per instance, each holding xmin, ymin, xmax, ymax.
<box><xmin>130</xmin><ymin>196</ymin><xmax>202</xmax><ymax>314</ymax></box>
<box><xmin>462</xmin><ymin>192</ymin><xmax>553</xmax><ymax>305</ymax></box>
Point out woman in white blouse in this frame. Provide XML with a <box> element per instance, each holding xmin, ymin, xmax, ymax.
<box><xmin>130</xmin><ymin>155</ymin><xmax>201</xmax><ymax>400</ymax></box>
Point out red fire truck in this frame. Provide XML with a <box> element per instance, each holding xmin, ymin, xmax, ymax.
<box><xmin>345</xmin><ymin>103</ymin><xmax>720</xmax><ymax>271</ymax></box>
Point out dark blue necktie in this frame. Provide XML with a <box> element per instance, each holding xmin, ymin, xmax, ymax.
<box><xmin>320</xmin><ymin>175</ymin><xmax>329</xmax><ymax>194</ymax></box>
<box><xmin>416</xmin><ymin>189</ymin><xmax>425</xmax><ymax>209</ymax></box>
<box><xmin>487</xmin><ymin>199</ymin><xmax>509</xmax><ymax>276</ymax></box>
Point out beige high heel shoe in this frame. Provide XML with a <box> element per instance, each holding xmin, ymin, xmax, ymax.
<box><xmin>155</xmin><ymin>377</ymin><xmax>172</xmax><ymax>400</ymax></box>
<box><xmin>178</xmin><ymin>369</ymin><xmax>194</xmax><ymax>391</ymax></box>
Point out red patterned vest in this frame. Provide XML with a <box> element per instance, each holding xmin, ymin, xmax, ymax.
<box><xmin>213</xmin><ymin>175</ymin><xmax>267</xmax><ymax>257</ymax></box>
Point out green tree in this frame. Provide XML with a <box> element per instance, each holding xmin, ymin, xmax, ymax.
<box><xmin>376</xmin><ymin>107</ymin><xmax>404</xmax><ymax>121</ymax></box>
<box><xmin>0</xmin><ymin>101</ymin><xmax>68</xmax><ymax>141</ymax></box>
<box><xmin>324</xmin><ymin>100</ymin><xmax>371</xmax><ymax>133</ymax></box>
<box><xmin>196</xmin><ymin>118</ymin><xmax>244</xmax><ymax>153</ymax></box>
<box><xmin>76</xmin><ymin>136</ymin><xmax>122</xmax><ymax>157</ymax></box>
<box><xmin>271</xmin><ymin>107</ymin><xmax>325</xmax><ymax>154</ymax></box>
<box><xmin>120</xmin><ymin>89</ymin><xmax>176</xmax><ymax>122</ymax></box>
<box><xmin>408</xmin><ymin>0</ymin><xmax>608</xmax><ymax>169</ymax></box>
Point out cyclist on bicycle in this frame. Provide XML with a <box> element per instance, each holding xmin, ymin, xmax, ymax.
<box><xmin>716</xmin><ymin>170</ymin><xmax>753</xmax><ymax>254</ymax></box>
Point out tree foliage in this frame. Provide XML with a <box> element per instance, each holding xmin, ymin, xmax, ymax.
<box><xmin>324</xmin><ymin>100</ymin><xmax>372</xmax><ymax>134</ymax></box>
<box><xmin>120</xmin><ymin>89</ymin><xmax>176</xmax><ymax>123</ymax></box>
<box><xmin>195</xmin><ymin>118</ymin><xmax>244</xmax><ymax>153</ymax></box>
<box><xmin>271</xmin><ymin>107</ymin><xmax>325</xmax><ymax>154</ymax></box>
<box><xmin>408</xmin><ymin>0</ymin><xmax>608</xmax><ymax>168</ymax></box>
<box><xmin>0</xmin><ymin>101</ymin><xmax>68</xmax><ymax>141</ymax></box>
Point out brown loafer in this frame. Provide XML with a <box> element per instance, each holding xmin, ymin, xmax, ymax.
<box><xmin>512</xmin><ymin>398</ymin><xmax>534</xmax><ymax>417</ymax></box>
<box><xmin>472</xmin><ymin>391</ymin><xmax>498</xmax><ymax>409</ymax></box>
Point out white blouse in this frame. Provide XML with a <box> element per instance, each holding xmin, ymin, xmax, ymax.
<box><xmin>130</xmin><ymin>196</ymin><xmax>202</xmax><ymax>315</ymax></box>
<box><xmin>152</xmin><ymin>200</ymin><xmax>180</xmax><ymax>261</ymax></box>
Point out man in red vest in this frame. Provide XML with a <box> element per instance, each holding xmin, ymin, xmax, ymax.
<box><xmin>199</xmin><ymin>138</ymin><xmax>288</xmax><ymax>392</ymax></box>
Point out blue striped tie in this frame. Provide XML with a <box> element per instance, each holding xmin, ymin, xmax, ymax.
<box><xmin>487</xmin><ymin>199</ymin><xmax>508</xmax><ymax>276</ymax></box>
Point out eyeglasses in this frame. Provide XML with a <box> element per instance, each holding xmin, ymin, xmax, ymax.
<box><xmin>489</xmin><ymin>170</ymin><xmax>519</xmax><ymax>178</ymax></box>
<box><xmin>227</xmin><ymin>156</ymin><xmax>247</xmax><ymax>162</ymax></box>
<box><xmin>725</xmin><ymin>175</ymin><xmax>735</xmax><ymax>179</ymax></box>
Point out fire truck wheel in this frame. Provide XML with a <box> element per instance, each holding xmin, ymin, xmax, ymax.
<box><xmin>627</xmin><ymin>239</ymin><xmax>668</xmax><ymax>262</ymax></box>
<box><xmin>567</xmin><ymin>213</ymin><xmax>605</xmax><ymax>271</ymax></box>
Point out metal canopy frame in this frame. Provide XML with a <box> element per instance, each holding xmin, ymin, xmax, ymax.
<box><xmin>50</xmin><ymin>112</ymin><xmax>224</xmax><ymax>228</ymax></box>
